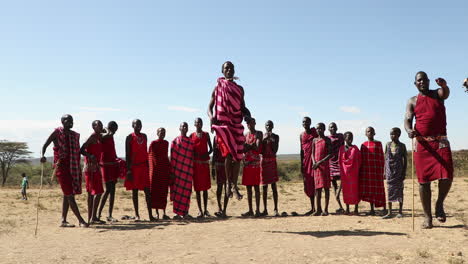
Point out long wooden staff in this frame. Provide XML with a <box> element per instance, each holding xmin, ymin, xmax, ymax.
<box><xmin>412</xmin><ymin>139</ymin><xmax>415</xmax><ymax>231</ymax></box>
<box><xmin>35</xmin><ymin>161</ymin><xmax>44</xmax><ymax>237</ymax></box>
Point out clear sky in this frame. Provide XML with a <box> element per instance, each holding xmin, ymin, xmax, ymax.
<box><xmin>1</xmin><ymin>0</ymin><xmax>467</xmax><ymax>157</ymax></box>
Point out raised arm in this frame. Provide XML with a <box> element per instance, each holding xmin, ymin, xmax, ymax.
<box><xmin>40</xmin><ymin>130</ymin><xmax>58</xmax><ymax>163</ymax></box>
<box><xmin>436</xmin><ymin>78</ymin><xmax>450</xmax><ymax>100</ymax></box>
<box><xmin>404</xmin><ymin>97</ymin><xmax>417</xmax><ymax>138</ymax></box>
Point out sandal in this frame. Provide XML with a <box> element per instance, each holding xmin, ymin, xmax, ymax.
<box><xmin>59</xmin><ymin>222</ymin><xmax>75</xmax><ymax>228</ymax></box>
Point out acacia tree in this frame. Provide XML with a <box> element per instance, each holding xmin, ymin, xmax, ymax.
<box><xmin>0</xmin><ymin>140</ymin><xmax>32</xmax><ymax>186</ymax></box>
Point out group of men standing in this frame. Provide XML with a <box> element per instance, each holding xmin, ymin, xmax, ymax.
<box><xmin>40</xmin><ymin>61</ymin><xmax>455</xmax><ymax>229</ymax></box>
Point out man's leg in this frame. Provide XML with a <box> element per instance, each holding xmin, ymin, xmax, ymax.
<box><xmin>254</xmin><ymin>185</ymin><xmax>260</xmax><ymax>217</ymax></box>
<box><xmin>132</xmin><ymin>189</ymin><xmax>140</xmax><ymax>220</ymax></box>
<box><xmin>435</xmin><ymin>179</ymin><xmax>452</xmax><ymax>223</ymax></box>
<box><xmin>313</xmin><ymin>189</ymin><xmax>323</xmax><ymax>216</ymax></box>
<box><xmin>333</xmin><ymin>179</ymin><xmax>344</xmax><ymax>212</ymax></box>
<box><xmin>232</xmin><ymin>160</ymin><xmax>242</xmax><ymax>200</ymax></box>
<box><xmin>203</xmin><ymin>190</ymin><xmax>209</xmax><ymax>216</ymax></box>
<box><xmin>98</xmin><ymin>181</ymin><xmax>111</xmax><ymax>219</ymax></box>
<box><xmin>369</xmin><ymin>203</ymin><xmax>376</xmax><ymax>216</ymax></box>
<box><xmin>323</xmin><ymin>188</ymin><xmax>330</xmax><ymax>216</ymax></box>
<box><xmin>242</xmin><ymin>186</ymin><xmax>253</xmax><ymax>216</ymax></box>
<box><xmin>272</xmin><ymin>183</ymin><xmax>279</xmax><ymax>216</ymax></box>
<box><xmin>108</xmin><ymin>181</ymin><xmax>116</xmax><ymax>220</ymax></box>
<box><xmin>216</xmin><ymin>183</ymin><xmax>223</xmax><ymax>213</ymax></box>
<box><xmin>62</xmin><ymin>196</ymin><xmax>70</xmax><ymax>224</ymax></box>
<box><xmin>87</xmin><ymin>193</ymin><xmax>93</xmax><ymax>223</ymax></box>
<box><xmin>419</xmin><ymin>183</ymin><xmax>433</xmax><ymax>228</ymax></box>
<box><xmin>67</xmin><ymin>195</ymin><xmax>88</xmax><ymax>226</ymax></box>
<box><xmin>92</xmin><ymin>194</ymin><xmax>102</xmax><ymax>222</ymax></box>
<box><xmin>383</xmin><ymin>202</ymin><xmax>393</xmax><ymax>219</ymax></box>
<box><xmin>261</xmin><ymin>185</ymin><xmax>268</xmax><ymax>216</ymax></box>
<box><xmin>144</xmin><ymin>187</ymin><xmax>156</xmax><ymax>221</ymax></box>
<box><xmin>196</xmin><ymin>191</ymin><xmax>203</xmax><ymax>217</ymax></box>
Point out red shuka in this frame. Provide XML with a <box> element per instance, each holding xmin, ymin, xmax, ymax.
<box><xmin>301</xmin><ymin>129</ymin><xmax>317</xmax><ymax>197</ymax></box>
<box><xmin>149</xmin><ymin>139</ymin><xmax>171</xmax><ymax>210</ymax></box>
<box><xmin>261</xmin><ymin>138</ymin><xmax>279</xmax><ymax>185</ymax></box>
<box><xmin>359</xmin><ymin>141</ymin><xmax>386</xmax><ymax>207</ymax></box>
<box><xmin>339</xmin><ymin>145</ymin><xmax>361</xmax><ymax>205</ymax></box>
<box><xmin>170</xmin><ymin>136</ymin><xmax>194</xmax><ymax>216</ymax></box>
<box><xmin>190</xmin><ymin>132</ymin><xmax>211</xmax><ymax>192</ymax></box>
<box><xmin>100</xmin><ymin>136</ymin><xmax>120</xmax><ymax>183</ymax></box>
<box><xmin>53</xmin><ymin>127</ymin><xmax>82</xmax><ymax>196</ymax></box>
<box><xmin>124</xmin><ymin>133</ymin><xmax>150</xmax><ymax>191</ymax></box>
<box><xmin>313</xmin><ymin>137</ymin><xmax>331</xmax><ymax>189</ymax></box>
<box><xmin>414</xmin><ymin>93</ymin><xmax>453</xmax><ymax>183</ymax></box>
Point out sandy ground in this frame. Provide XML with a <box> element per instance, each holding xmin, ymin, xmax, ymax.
<box><xmin>1</xmin><ymin>178</ymin><xmax>466</xmax><ymax>264</ymax></box>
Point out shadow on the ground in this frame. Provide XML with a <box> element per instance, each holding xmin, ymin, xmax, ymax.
<box><xmin>434</xmin><ymin>224</ymin><xmax>466</xmax><ymax>229</ymax></box>
<box><xmin>268</xmin><ymin>229</ymin><xmax>406</xmax><ymax>238</ymax></box>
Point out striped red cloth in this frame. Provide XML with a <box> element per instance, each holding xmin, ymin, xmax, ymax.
<box><xmin>313</xmin><ymin>138</ymin><xmax>331</xmax><ymax>189</ymax></box>
<box><xmin>328</xmin><ymin>133</ymin><xmax>344</xmax><ymax>179</ymax></box>
<box><xmin>301</xmin><ymin>130</ymin><xmax>317</xmax><ymax>197</ymax></box>
<box><xmin>54</xmin><ymin>127</ymin><xmax>82</xmax><ymax>195</ymax></box>
<box><xmin>260</xmin><ymin>139</ymin><xmax>279</xmax><ymax>185</ymax></box>
<box><xmin>339</xmin><ymin>145</ymin><xmax>361</xmax><ymax>205</ymax></box>
<box><xmin>211</xmin><ymin>78</ymin><xmax>245</xmax><ymax>161</ymax></box>
<box><xmin>359</xmin><ymin>141</ymin><xmax>386</xmax><ymax>207</ymax></box>
<box><xmin>413</xmin><ymin>93</ymin><xmax>453</xmax><ymax>183</ymax></box>
<box><xmin>149</xmin><ymin>139</ymin><xmax>171</xmax><ymax>210</ymax></box>
<box><xmin>170</xmin><ymin>136</ymin><xmax>194</xmax><ymax>216</ymax></box>
<box><xmin>190</xmin><ymin>132</ymin><xmax>211</xmax><ymax>191</ymax></box>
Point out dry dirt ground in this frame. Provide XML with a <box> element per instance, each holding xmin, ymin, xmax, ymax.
<box><xmin>1</xmin><ymin>178</ymin><xmax>466</xmax><ymax>264</ymax></box>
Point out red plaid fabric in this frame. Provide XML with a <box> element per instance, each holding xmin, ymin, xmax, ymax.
<box><xmin>313</xmin><ymin>138</ymin><xmax>331</xmax><ymax>189</ymax></box>
<box><xmin>54</xmin><ymin>127</ymin><xmax>82</xmax><ymax>195</ymax></box>
<box><xmin>260</xmin><ymin>139</ymin><xmax>278</xmax><ymax>185</ymax></box>
<box><xmin>170</xmin><ymin>136</ymin><xmax>194</xmax><ymax>216</ymax></box>
<box><xmin>328</xmin><ymin>133</ymin><xmax>344</xmax><ymax>179</ymax></box>
<box><xmin>301</xmin><ymin>130</ymin><xmax>317</xmax><ymax>197</ymax></box>
<box><xmin>359</xmin><ymin>141</ymin><xmax>386</xmax><ymax>207</ymax></box>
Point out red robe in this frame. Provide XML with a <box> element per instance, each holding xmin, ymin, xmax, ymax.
<box><xmin>339</xmin><ymin>145</ymin><xmax>361</xmax><ymax>205</ymax></box>
<box><xmin>170</xmin><ymin>136</ymin><xmax>194</xmax><ymax>216</ymax></box>
<box><xmin>100</xmin><ymin>136</ymin><xmax>120</xmax><ymax>183</ymax></box>
<box><xmin>313</xmin><ymin>137</ymin><xmax>331</xmax><ymax>189</ymax></box>
<box><xmin>242</xmin><ymin>132</ymin><xmax>261</xmax><ymax>186</ymax></box>
<box><xmin>414</xmin><ymin>93</ymin><xmax>453</xmax><ymax>183</ymax></box>
<box><xmin>53</xmin><ymin>127</ymin><xmax>82</xmax><ymax>195</ymax></box>
<box><xmin>260</xmin><ymin>138</ymin><xmax>279</xmax><ymax>185</ymax></box>
<box><xmin>149</xmin><ymin>139</ymin><xmax>171</xmax><ymax>210</ymax></box>
<box><xmin>190</xmin><ymin>132</ymin><xmax>211</xmax><ymax>192</ymax></box>
<box><xmin>124</xmin><ymin>133</ymin><xmax>150</xmax><ymax>191</ymax></box>
<box><xmin>301</xmin><ymin>129</ymin><xmax>317</xmax><ymax>197</ymax></box>
<box><xmin>359</xmin><ymin>141</ymin><xmax>386</xmax><ymax>207</ymax></box>
<box><xmin>84</xmin><ymin>135</ymin><xmax>104</xmax><ymax>195</ymax></box>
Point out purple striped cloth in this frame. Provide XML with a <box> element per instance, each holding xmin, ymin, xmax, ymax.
<box><xmin>211</xmin><ymin>77</ymin><xmax>245</xmax><ymax>161</ymax></box>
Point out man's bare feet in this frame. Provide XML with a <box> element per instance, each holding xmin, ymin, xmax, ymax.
<box><xmin>204</xmin><ymin>211</ymin><xmax>211</xmax><ymax>217</ymax></box>
<box><xmin>304</xmin><ymin>209</ymin><xmax>315</xmax><ymax>216</ymax></box>
<box><xmin>106</xmin><ymin>217</ymin><xmax>118</xmax><ymax>223</ymax></box>
<box><xmin>91</xmin><ymin>219</ymin><xmax>106</xmax><ymax>225</ymax></box>
<box><xmin>313</xmin><ymin>210</ymin><xmax>323</xmax><ymax>216</ymax></box>
<box><xmin>421</xmin><ymin>217</ymin><xmax>433</xmax><ymax>229</ymax></box>
<box><xmin>382</xmin><ymin>213</ymin><xmax>393</xmax><ymax>219</ymax></box>
<box><xmin>335</xmin><ymin>208</ymin><xmax>345</xmax><ymax>215</ymax></box>
<box><xmin>241</xmin><ymin>211</ymin><xmax>254</xmax><ymax>217</ymax></box>
<box><xmin>254</xmin><ymin>210</ymin><xmax>261</xmax><ymax>218</ymax></box>
<box><xmin>59</xmin><ymin>221</ymin><xmax>75</xmax><ymax>228</ymax></box>
<box><xmin>274</xmin><ymin>210</ymin><xmax>280</xmax><ymax>217</ymax></box>
<box><xmin>214</xmin><ymin>211</ymin><xmax>223</xmax><ymax>218</ymax></box>
<box><xmin>232</xmin><ymin>186</ymin><xmax>243</xmax><ymax>200</ymax></box>
<box><xmin>162</xmin><ymin>214</ymin><xmax>171</xmax><ymax>220</ymax></box>
<box><xmin>79</xmin><ymin>222</ymin><xmax>90</xmax><ymax>228</ymax></box>
<box><xmin>197</xmin><ymin>212</ymin><xmax>204</xmax><ymax>219</ymax></box>
<box><xmin>396</xmin><ymin>213</ymin><xmax>403</xmax><ymax>218</ymax></box>
<box><xmin>149</xmin><ymin>216</ymin><xmax>158</xmax><ymax>222</ymax></box>
<box><xmin>367</xmin><ymin>210</ymin><xmax>376</xmax><ymax>216</ymax></box>
<box><xmin>321</xmin><ymin>211</ymin><xmax>329</xmax><ymax>216</ymax></box>
<box><xmin>435</xmin><ymin>204</ymin><xmax>447</xmax><ymax>223</ymax></box>
<box><xmin>260</xmin><ymin>210</ymin><xmax>268</xmax><ymax>217</ymax></box>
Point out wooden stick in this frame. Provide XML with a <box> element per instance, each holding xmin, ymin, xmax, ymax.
<box><xmin>412</xmin><ymin>139</ymin><xmax>415</xmax><ymax>231</ymax></box>
<box><xmin>35</xmin><ymin>161</ymin><xmax>44</xmax><ymax>237</ymax></box>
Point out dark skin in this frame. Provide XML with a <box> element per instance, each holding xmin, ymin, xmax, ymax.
<box><xmin>153</xmin><ymin>128</ymin><xmax>170</xmax><ymax>220</ymax></box>
<box><xmin>125</xmin><ymin>119</ymin><xmax>156</xmax><ymax>222</ymax></box>
<box><xmin>193</xmin><ymin>118</ymin><xmax>213</xmax><ymax>218</ymax></box>
<box><xmin>241</xmin><ymin>119</ymin><xmax>262</xmax><ymax>217</ymax></box>
<box><xmin>207</xmin><ymin>61</ymin><xmax>252</xmax><ymax>217</ymax></box>
<box><xmin>404</xmin><ymin>72</ymin><xmax>452</xmax><ymax>229</ymax></box>
<box><xmin>97</xmin><ymin>121</ymin><xmax>119</xmax><ymax>222</ymax></box>
<box><xmin>382</xmin><ymin>128</ymin><xmax>407</xmax><ymax>219</ymax></box>
<box><xmin>343</xmin><ymin>133</ymin><xmax>359</xmax><ymax>215</ymax></box>
<box><xmin>80</xmin><ymin>120</ymin><xmax>105</xmax><ymax>225</ymax></box>
<box><xmin>261</xmin><ymin>120</ymin><xmax>280</xmax><ymax>217</ymax></box>
<box><xmin>328</xmin><ymin>122</ymin><xmax>344</xmax><ymax>213</ymax></box>
<box><xmin>311</xmin><ymin>123</ymin><xmax>332</xmax><ymax>216</ymax></box>
<box><xmin>300</xmin><ymin>117</ymin><xmax>315</xmax><ymax>215</ymax></box>
<box><xmin>364</xmin><ymin>127</ymin><xmax>387</xmax><ymax>216</ymax></box>
<box><xmin>211</xmin><ymin>136</ymin><xmax>225</xmax><ymax>217</ymax></box>
<box><xmin>463</xmin><ymin>78</ymin><xmax>468</xmax><ymax>93</ymax></box>
<box><xmin>40</xmin><ymin>114</ymin><xmax>88</xmax><ymax>227</ymax></box>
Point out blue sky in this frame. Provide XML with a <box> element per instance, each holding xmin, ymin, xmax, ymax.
<box><xmin>1</xmin><ymin>0</ymin><xmax>467</xmax><ymax>157</ymax></box>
